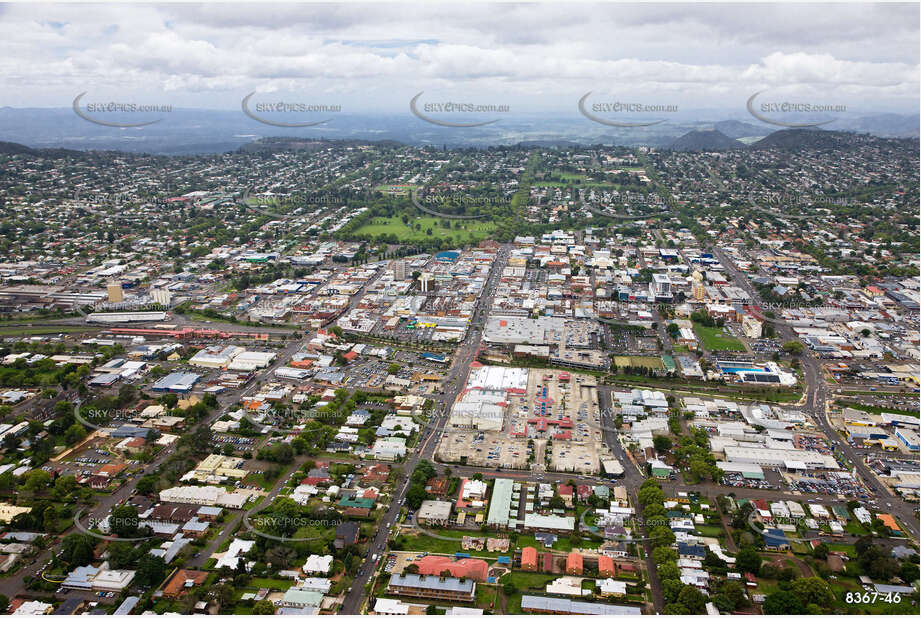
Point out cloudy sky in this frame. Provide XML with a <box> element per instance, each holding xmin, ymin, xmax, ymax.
<box><xmin>1</xmin><ymin>2</ymin><xmax>918</xmax><ymax>115</ymax></box>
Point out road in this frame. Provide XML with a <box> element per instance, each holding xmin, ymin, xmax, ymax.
<box><xmin>714</xmin><ymin>247</ymin><xmax>919</xmax><ymax>540</ymax></box>
<box><xmin>339</xmin><ymin>245</ymin><xmax>509</xmax><ymax>614</ymax></box>
<box><xmin>0</xmin><ymin>335</ymin><xmax>306</xmax><ymax>600</ymax></box>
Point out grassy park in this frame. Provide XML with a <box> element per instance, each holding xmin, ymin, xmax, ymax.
<box><xmin>693</xmin><ymin>324</ymin><xmax>746</xmax><ymax>351</ymax></box>
<box><xmin>352</xmin><ymin>215</ymin><xmax>497</xmax><ymax>243</ymax></box>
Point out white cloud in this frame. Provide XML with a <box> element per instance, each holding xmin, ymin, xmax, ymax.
<box><xmin>0</xmin><ymin>2</ymin><xmax>915</xmax><ymax>112</ymax></box>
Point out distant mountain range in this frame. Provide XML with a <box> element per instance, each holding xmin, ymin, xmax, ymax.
<box><xmin>0</xmin><ymin>110</ymin><xmax>916</xmax><ymax>157</ymax></box>
<box><xmin>0</xmin><ymin>139</ymin><xmax>86</xmax><ymax>158</ymax></box>
<box><xmin>662</xmin><ymin>126</ymin><xmax>919</xmax><ymax>152</ymax></box>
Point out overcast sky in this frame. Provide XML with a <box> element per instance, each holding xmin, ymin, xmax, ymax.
<box><xmin>1</xmin><ymin>2</ymin><xmax>918</xmax><ymax>114</ymax></box>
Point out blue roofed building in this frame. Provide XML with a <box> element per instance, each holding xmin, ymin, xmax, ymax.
<box><xmin>762</xmin><ymin>528</ymin><xmax>790</xmax><ymax>550</ymax></box>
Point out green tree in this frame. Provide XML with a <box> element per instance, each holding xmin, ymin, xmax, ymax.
<box><xmin>109</xmin><ymin>505</ymin><xmax>141</xmax><ymax>537</ymax></box>
<box><xmin>64</xmin><ymin>423</ymin><xmax>87</xmax><ymax>446</ymax></box>
<box><xmin>791</xmin><ymin>577</ymin><xmax>834</xmax><ymax>608</ymax></box>
<box><xmin>649</xmin><ymin>526</ymin><xmax>676</xmax><ymax>549</ymax></box>
<box><xmin>661</xmin><ymin>578</ymin><xmax>683</xmax><ymax>604</ymax></box>
<box><xmin>23</xmin><ymin>469</ymin><xmax>52</xmax><ymax>492</ymax></box>
<box><xmin>253</xmin><ymin>600</ymin><xmax>276</xmax><ymax>614</ymax></box>
<box><xmin>653</xmin><ymin>435</ymin><xmax>673</xmax><ymax>453</ymax></box>
<box><xmin>663</xmin><ymin>602</ymin><xmax>688</xmax><ymax>615</ymax></box>
<box><xmin>657</xmin><ymin>562</ymin><xmax>680</xmax><ymax>581</ymax></box>
<box><xmin>135</xmin><ymin>555</ymin><xmax>167</xmax><ymax>588</ymax></box>
<box><xmin>812</xmin><ymin>542</ymin><xmax>829</xmax><ymax>560</ymax></box>
<box><xmin>763</xmin><ymin>590</ymin><xmax>804</xmax><ymax>614</ymax></box>
<box><xmin>61</xmin><ymin>534</ymin><xmax>96</xmax><ymax>567</ymax></box>
<box><xmin>638</xmin><ymin>484</ymin><xmax>665</xmax><ymax>507</ymax></box>
<box><xmin>677</xmin><ymin>585</ymin><xmax>707</xmax><ymax>613</ymax></box>
<box><xmin>736</xmin><ymin>546</ymin><xmax>762</xmax><ymax>575</ymax></box>
<box><xmin>651</xmin><ymin>546</ymin><xmax>677</xmax><ymax>564</ymax></box>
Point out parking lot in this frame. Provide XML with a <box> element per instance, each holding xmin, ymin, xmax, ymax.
<box><xmin>720</xmin><ymin>468</ymin><xmax>784</xmax><ymax>490</ymax></box>
<box><xmin>437</xmin><ymin>431</ymin><xmax>530</xmax><ymax>469</ymax></box>
<box><xmin>786</xmin><ymin>471</ymin><xmax>871</xmax><ymax>499</ymax></box>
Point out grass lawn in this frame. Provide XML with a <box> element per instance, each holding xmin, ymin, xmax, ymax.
<box><xmin>247</xmin><ymin>577</ymin><xmax>294</xmax><ymax>591</ymax></box>
<box><xmin>825</xmin><ymin>543</ymin><xmax>858</xmax><ymax>558</ymax></box>
<box><xmin>533</xmin><ymin>170</ymin><xmax>619</xmax><ymax>189</ymax></box>
<box><xmin>845</xmin><ymin>520</ymin><xmax>870</xmax><ymax>535</ymax></box>
<box><xmin>476</xmin><ymin>584</ymin><xmax>499</xmax><ymax>610</ymax></box>
<box><xmin>0</xmin><ymin>325</ymin><xmax>95</xmax><ymax>336</ymax></box>
<box><xmin>501</xmin><ymin>570</ymin><xmax>558</xmax><ymax>591</ymax></box>
<box><xmin>504</xmin><ymin>591</ymin><xmax>524</xmax><ymax>614</ymax></box>
<box><xmin>517</xmin><ymin>534</ymin><xmax>603</xmax><ymax>552</ymax></box>
<box><xmin>693</xmin><ymin>324</ymin><xmax>745</xmax><ymax>352</ymax></box>
<box><xmin>694</xmin><ymin>524</ymin><xmax>724</xmax><ymax>538</ymax></box>
<box><xmin>395</xmin><ymin>530</ymin><xmax>507</xmax><ymax>557</ymax></box>
<box><xmin>352</xmin><ymin>215</ymin><xmax>497</xmax><ymax>243</ymax></box>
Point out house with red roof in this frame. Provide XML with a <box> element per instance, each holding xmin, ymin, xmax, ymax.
<box><xmin>598</xmin><ymin>555</ymin><xmax>615</xmax><ymax>577</ymax></box>
<box><xmin>521</xmin><ymin>546</ymin><xmax>538</xmax><ymax>571</ymax></box>
<box><xmin>558</xmin><ymin>485</ymin><xmax>574</xmax><ymax>507</ymax></box>
<box><xmin>566</xmin><ymin>552</ymin><xmax>583</xmax><ymax>575</ymax></box>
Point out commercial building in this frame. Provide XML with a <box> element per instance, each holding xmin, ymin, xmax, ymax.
<box><xmin>152</xmin><ymin>372</ymin><xmax>201</xmax><ymax>393</ymax></box>
<box><xmin>387</xmin><ymin>573</ymin><xmax>476</xmax><ymax>602</ymax></box>
<box><xmin>651</xmin><ymin>273</ymin><xmax>673</xmax><ymax>302</ymax></box>
<box><xmin>722</xmin><ymin>446</ymin><xmax>838</xmax><ymax>470</ymax></box>
<box><xmin>417</xmin><ymin>500</ymin><xmax>453</xmax><ymax>525</ymax></box>
<box><xmin>158</xmin><ymin>485</ymin><xmax>248</xmax><ymax>508</ymax></box>
<box><xmin>520</xmin><ymin>595</ymin><xmax>642</xmax><ymax>615</ymax></box>
<box><xmin>86</xmin><ymin>311</ymin><xmax>168</xmax><ymax>323</ymax></box>
<box><xmin>486</xmin><ymin>478</ymin><xmax>516</xmax><ymax>528</ymax></box>
<box><xmin>523</xmin><ymin>513</ymin><xmax>575</xmax><ymax>533</ymax></box>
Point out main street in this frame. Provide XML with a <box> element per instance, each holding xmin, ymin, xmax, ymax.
<box><xmin>340</xmin><ymin>245</ymin><xmax>509</xmax><ymax>614</ymax></box>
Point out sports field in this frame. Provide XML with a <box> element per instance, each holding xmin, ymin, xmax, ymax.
<box><xmin>352</xmin><ymin>215</ymin><xmax>496</xmax><ymax>243</ymax></box>
<box><xmin>693</xmin><ymin>324</ymin><xmax>745</xmax><ymax>351</ymax></box>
